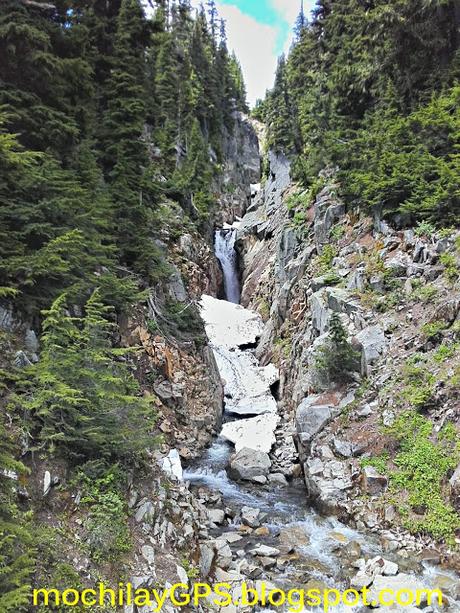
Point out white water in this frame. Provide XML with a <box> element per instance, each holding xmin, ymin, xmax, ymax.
<box><xmin>215</xmin><ymin>228</ymin><xmax>241</xmax><ymax>304</ymax></box>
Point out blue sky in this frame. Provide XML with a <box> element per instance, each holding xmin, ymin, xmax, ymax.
<box><xmin>194</xmin><ymin>0</ymin><xmax>317</xmax><ymax>106</ymax></box>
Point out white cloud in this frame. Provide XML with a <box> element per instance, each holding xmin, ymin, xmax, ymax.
<box><xmin>216</xmin><ymin>4</ymin><xmax>278</xmax><ymax>106</ymax></box>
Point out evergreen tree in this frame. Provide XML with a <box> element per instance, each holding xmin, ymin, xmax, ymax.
<box><xmin>0</xmin><ymin>418</ymin><xmax>35</xmax><ymax>612</ymax></box>
<box><xmin>23</xmin><ymin>291</ymin><xmax>156</xmax><ymax>463</ymax></box>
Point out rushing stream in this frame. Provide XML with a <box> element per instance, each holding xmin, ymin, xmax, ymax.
<box><xmin>183</xmin><ymin>227</ymin><xmax>455</xmax><ymax>612</ymax></box>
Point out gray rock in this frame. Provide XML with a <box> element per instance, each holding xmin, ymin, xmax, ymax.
<box><xmin>368</xmin><ymin>574</ymin><xmax>428</xmax><ymax>607</ymax></box>
<box><xmin>268</xmin><ymin>473</ymin><xmax>288</xmax><ymax>487</ymax></box>
<box><xmin>355</xmin><ymin>325</ymin><xmax>387</xmax><ymax>376</ymax></box>
<box><xmin>240</xmin><ymin>506</ymin><xmax>261</xmax><ymax>528</ymax></box>
<box><xmin>230</xmin><ymin>450</ymin><xmax>272</xmax><ymax>483</ymax></box>
<box><xmin>333</xmin><ymin>438</ymin><xmax>353</xmax><ymax>458</ymax></box>
<box><xmin>166</xmin><ymin>266</ymin><xmax>187</xmax><ymax>303</ymax></box>
<box><xmin>0</xmin><ymin>306</ymin><xmax>18</xmax><ymax>331</ymax></box>
<box><xmin>154</xmin><ymin>380</ymin><xmax>184</xmax><ymax>401</ymax></box>
<box><xmin>25</xmin><ymin>329</ymin><xmax>39</xmax><ymax>353</ymax></box>
<box><xmin>141</xmin><ymin>545</ymin><xmax>155</xmax><ymax>566</ymax></box>
<box><xmin>207</xmin><ymin>509</ymin><xmax>225</xmax><ymax>525</ymax></box>
<box><xmin>362</xmin><ymin>466</ymin><xmax>388</xmax><ymax>495</ymax></box>
<box><xmin>347</xmin><ymin>269</ymin><xmax>366</xmax><ymax>292</ymax></box>
<box><xmin>135</xmin><ymin>501</ymin><xmax>155</xmax><ymax>523</ymax></box>
<box><xmin>199</xmin><ymin>543</ymin><xmax>215</xmax><ymax>578</ymax></box>
<box><xmin>311</xmin><ymin>290</ymin><xmax>330</xmax><ymax>335</ymax></box>
<box><xmin>14</xmin><ymin>351</ymin><xmax>32</xmax><ymax>369</ymax></box>
<box><xmin>296</xmin><ymin>400</ymin><xmax>334</xmax><ymax>448</ymax></box>
<box><xmin>449</xmin><ymin>463</ymin><xmax>460</xmax><ymax>504</ymax></box>
<box><xmin>249</xmin><ymin>544</ymin><xmax>280</xmax><ymax>557</ymax></box>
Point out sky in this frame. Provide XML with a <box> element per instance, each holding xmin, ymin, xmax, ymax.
<box><xmin>203</xmin><ymin>0</ymin><xmax>317</xmax><ymax>106</ymax></box>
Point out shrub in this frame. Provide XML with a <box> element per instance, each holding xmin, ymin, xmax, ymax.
<box><xmin>316</xmin><ymin>313</ymin><xmax>360</xmax><ymax>384</ymax></box>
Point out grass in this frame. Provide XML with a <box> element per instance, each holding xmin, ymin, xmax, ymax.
<box><xmin>386</xmin><ymin>412</ymin><xmax>460</xmax><ymax>543</ymax></box>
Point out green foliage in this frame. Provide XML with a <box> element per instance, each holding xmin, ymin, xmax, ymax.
<box><xmin>314</xmin><ymin>245</ymin><xmax>337</xmax><ymax>274</ymax></box>
<box><xmin>264</xmin><ymin>0</ymin><xmax>460</xmax><ymax>224</ymax></box>
<box><xmin>77</xmin><ymin>467</ymin><xmax>131</xmax><ymax>563</ymax></box>
<box><xmin>400</xmin><ymin>363</ymin><xmax>436</xmax><ymax>410</ymax></box>
<box><xmin>21</xmin><ymin>291</ymin><xmax>156</xmax><ymax>463</ymax></box>
<box><xmin>316</xmin><ymin>312</ymin><xmax>360</xmax><ymax>385</ymax></box>
<box><xmin>0</xmin><ymin>415</ymin><xmax>35</xmax><ymax>612</ymax></box>
<box><xmin>421</xmin><ymin>320</ymin><xmax>448</xmax><ymax>340</ymax></box>
<box><xmin>439</xmin><ymin>252</ymin><xmax>459</xmax><ymax>282</ymax></box>
<box><xmin>415</xmin><ymin>221</ymin><xmax>436</xmax><ymax>237</ymax></box>
<box><xmin>410</xmin><ymin>281</ymin><xmax>438</xmax><ymax>303</ymax></box>
<box><xmin>360</xmin><ymin>454</ymin><xmax>389</xmax><ymax>475</ymax></box>
<box><xmin>387</xmin><ymin>412</ymin><xmax>460</xmax><ymax>542</ymax></box>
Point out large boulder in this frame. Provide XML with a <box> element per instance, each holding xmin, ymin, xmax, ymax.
<box><xmin>355</xmin><ymin>325</ymin><xmax>387</xmax><ymax>376</ymax></box>
<box><xmin>314</xmin><ymin>186</ymin><xmax>345</xmax><ymax>247</ymax></box>
<box><xmin>295</xmin><ymin>399</ymin><xmax>334</xmax><ymax>451</ymax></box>
<box><xmin>229</xmin><ymin>447</ymin><xmax>271</xmax><ymax>481</ymax></box>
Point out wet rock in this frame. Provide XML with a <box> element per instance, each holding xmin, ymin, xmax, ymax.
<box><xmin>230</xmin><ymin>447</ymin><xmax>272</xmax><ymax>480</ymax></box>
<box><xmin>240</xmin><ymin>506</ymin><xmax>261</xmax><ymax>528</ymax></box>
<box><xmin>362</xmin><ymin>466</ymin><xmax>388</xmax><ymax>495</ymax></box>
<box><xmin>207</xmin><ymin>509</ymin><xmax>225</xmax><ymax>525</ymax></box>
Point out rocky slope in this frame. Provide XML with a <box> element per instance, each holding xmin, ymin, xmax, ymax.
<box><xmin>236</xmin><ymin>151</ymin><xmax>460</xmax><ymax>569</ymax></box>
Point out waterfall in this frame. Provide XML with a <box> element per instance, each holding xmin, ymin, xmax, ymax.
<box><xmin>215</xmin><ymin>228</ymin><xmax>241</xmax><ymax>304</ymax></box>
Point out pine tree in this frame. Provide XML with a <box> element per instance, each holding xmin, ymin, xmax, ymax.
<box><xmin>24</xmin><ymin>291</ymin><xmax>156</xmax><ymax>463</ymax></box>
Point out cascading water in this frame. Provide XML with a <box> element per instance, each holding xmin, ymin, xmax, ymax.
<box><xmin>215</xmin><ymin>228</ymin><xmax>241</xmax><ymax>304</ymax></box>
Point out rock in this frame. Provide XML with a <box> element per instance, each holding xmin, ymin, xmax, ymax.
<box><xmin>161</xmin><ymin>449</ymin><xmax>183</xmax><ymax>481</ymax></box>
<box><xmin>385</xmin><ymin>252</ymin><xmax>411</xmax><ymax>276</ymax></box>
<box><xmin>43</xmin><ymin>471</ymin><xmax>51</xmax><ymax>497</ymax></box>
<box><xmin>14</xmin><ymin>351</ymin><xmax>32</xmax><ymax>369</ymax></box>
<box><xmin>207</xmin><ymin>509</ymin><xmax>225</xmax><ymax>525</ymax></box>
<box><xmin>449</xmin><ymin>463</ymin><xmax>460</xmax><ymax>505</ymax></box>
<box><xmin>25</xmin><ymin>329</ymin><xmax>39</xmax><ymax>353</ymax></box>
<box><xmin>153</xmin><ymin>380</ymin><xmax>184</xmax><ymax>401</ymax></box>
<box><xmin>240</xmin><ymin>506</ymin><xmax>261</xmax><ymax>528</ymax></box>
<box><xmin>166</xmin><ymin>265</ymin><xmax>188</xmax><ymax>303</ymax></box>
<box><xmin>229</xmin><ymin>447</ymin><xmax>271</xmax><ymax>481</ymax></box>
<box><xmin>362</xmin><ymin>466</ymin><xmax>388</xmax><ymax>495</ymax></box>
<box><xmin>355</xmin><ymin>325</ymin><xmax>387</xmax><ymax>376</ymax></box>
<box><xmin>368</xmin><ymin>574</ymin><xmax>428</xmax><ymax>607</ymax></box>
<box><xmin>176</xmin><ymin>565</ymin><xmax>188</xmax><ymax>585</ymax></box>
<box><xmin>199</xmin><ymin>543</ymin><xmax>215</xmax><ymax>578</ymax></box>
<box><xmin>214</xmin><ymin>540</ymin><xmax>232</xmax><ymax>569</ymax></box>
<box><xmin>135</xmin><ymin>501</ymin><xmax>155</xmax><ymax>523</ymax></box>
<box><xmin>333</xmin><ymin>438</ymin><xmax>353</xmax><ymax>458</ymax></box>
<box><xmin>0</xmin><ymin>306</ymin><xmax>19</xmax><ymax>331</ymax></box>
<box><xmin>314</xmin><ymin>187</ymin><xmax>345</xmax><ymax>246</ymax></box>
<box><xmin>249</xmin><ymin>544</ymin><xmax>280</xmax><ymax>557</ymax></box>
<box><xmin>268</xmin><ymin>473</ymin><xmax>288</xmax><ymax>487</ymax></box>
<box><xmin>311</xmin><ymin>290</ymin><xmax>330</xmax><ymax>335</ymax></box>
<box><xmin>221</xmin><ymin>413</ymin><xmax>280</xmax><ymax>453</ymax></box>
<box><xmin>295</xmin><ymin>400</ymin><xmax>334</xmax><ymax>449</ymax></box>
<box><xmin>347</xmin><ymin>269</ymin><xmax>366</xmax><ymax>292</ymax></box>
<box><xmin>141</xmin><ymin>545</ymin><xmax>155</xmax><ymax>566</ymax></box>
<box><xmin>350</xmin><ymin>572</ymin><xmax>373</xmax><ymax>590</ymax></box>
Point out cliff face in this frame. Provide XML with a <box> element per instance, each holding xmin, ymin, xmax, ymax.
<box><xmin>237</xmin><ymin>152</ymin><xmax>460</xmax><ymax>559</ymax></box>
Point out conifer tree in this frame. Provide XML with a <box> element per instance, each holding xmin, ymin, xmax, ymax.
<box><xmin>24</xmin><ymin>291</ymin><xmax>156</xmax><ymax>463</ymax></box>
